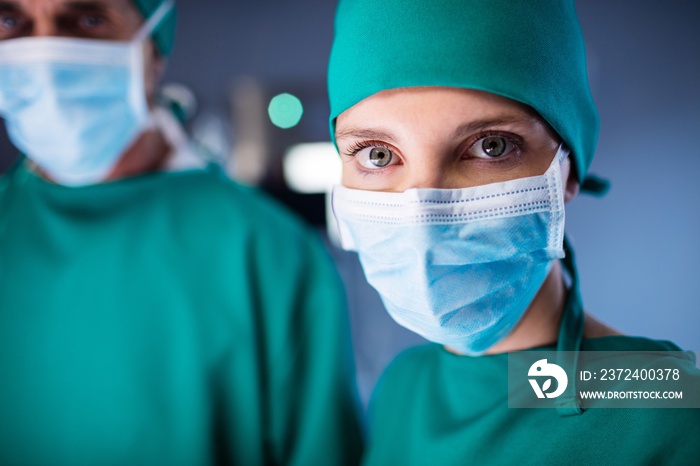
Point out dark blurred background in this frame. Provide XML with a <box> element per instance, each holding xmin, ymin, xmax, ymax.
<box><xmin>1</xmin><ymin>0</ymin><xmax>698</xmax><ymax>406</ymax></box>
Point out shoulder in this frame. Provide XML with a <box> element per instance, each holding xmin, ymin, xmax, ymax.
<box><xmin>582</xmin><ymin>334</ymin><xmax>700</xmax><ymax>380</ymax></box>
<box><xmin>371</xmin><ymin>344</ymin><xmax>443</xmax><ymax>402</ymax></box>
<box><xmin>159</xmin><ymin>168</ymin><xmax>316</xmax><ymax>246</ymax></box>
<box><xmin>582</xmin><ymin>334</ymin><xmax>693</xmax><ymax>352</ymax></box>
<box><xmin>383</xmin><ymin>344</ymin><xmax>442</xmax><ymax>375</ymax></box>
<box><xmin>599</xmin><ymin>406</ymin><xmax>700</xmax><ymax>464</ymax></box>
<box><xmin>167</xmin><ymin>169</ymin><xmax>304</xmax><ymax>225</ymax></box>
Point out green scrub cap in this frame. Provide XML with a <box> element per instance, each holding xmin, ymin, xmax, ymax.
<box><xmin>131</xmin><ymin>0</ymin><xmax>177</xmax><ymax>56</ymax></box>
<box><xmin>328</xmin><ymin>0</ymin><xmax>599</xmax><ymax>185</ymax></box>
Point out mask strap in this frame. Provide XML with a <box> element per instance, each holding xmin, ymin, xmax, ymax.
<box><xmin>555</xmin><ymin>143</ymin><xmax>570</xmax><ymax>164</ymax></box>
<box><xmin>133</xmin><ymin>0</ymin><xmax>175</xmax><ymax>44</ymax></box>
<box><xmin>554</xmin><ymin>235</ymin><xmax>585</xmax><ymax>416</ymax></box>
<box><xmin>542</xmin><ymin>143</ymin><xmax>570</xmax><ymax>177</ymax></box>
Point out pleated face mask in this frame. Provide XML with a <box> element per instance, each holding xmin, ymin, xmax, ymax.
<box><xmin>0</xmin><ymin>0</ymin><xmax>173</xmax><ymax>186</ymax></box>
<box><xmin>332</xmin><ymin>144</ymin><xmax>569</xmax><ymax>355</ymax></box>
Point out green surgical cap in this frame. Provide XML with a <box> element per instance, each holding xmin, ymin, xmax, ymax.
<box><xmin>328</xmin><ymin>0</ymin><xmax>599</xmax><ymax>184</ymax></box>
<box><xmin>131</xmin><ymin>0</ymin><xmax>177</xmax><ymax>56</ymax></box>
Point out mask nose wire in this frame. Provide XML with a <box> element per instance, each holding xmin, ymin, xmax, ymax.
<box><xmin>133</xmin><ymin>0</ymin><xmax>175</xmax><ymax>44</ymax></box>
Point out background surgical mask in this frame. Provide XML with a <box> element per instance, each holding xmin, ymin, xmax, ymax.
<box><xmin>0</xmin><ymin>0</ymin><xmax>173</xmax><ymax>186</ymax></box>
<box><xmin>333</xmin><ymin>145</ymin><xmax>569</xmax><ymax>355</ymax></box>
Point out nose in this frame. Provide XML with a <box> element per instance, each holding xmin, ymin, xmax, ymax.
<box><xmin>20</xmin><ymin>4</ymin><xmax>60</xmax><ymax>38</ymax></box>
<box><xmin>31</xmin><ymin>18</ymin><xmax>59</xmax><ymax>37</ymax></box>
<box><xmin>397</xmin><ymin>149</ymin><xmax>464</xmax><ymax>190</ymax></box>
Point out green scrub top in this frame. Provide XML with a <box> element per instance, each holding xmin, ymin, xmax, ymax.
<box><xmin>0</xmin><ymin>162</ymin><xmax>363</xmax><ymax>465</ymax></box>
<box><xmin>364</xmin><ymin>336</ymin><xmax>700</xmax><ymax>465</ymax></box>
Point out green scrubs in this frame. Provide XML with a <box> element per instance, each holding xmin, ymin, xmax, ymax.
<box><xmin>365</xmin><ymin>336</ymin><xmax>700</xmax><ymax>465</ymax></box>
<box><xmin>0</xmin><ymin>162</ymin><xmax>363</xmax><ymax>465</ymax></box>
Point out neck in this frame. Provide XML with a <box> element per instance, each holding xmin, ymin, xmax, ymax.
<box><xmin>105</xmin><ymin>127</ymin><xmax>172</xmax><ymax>181</ymax></box>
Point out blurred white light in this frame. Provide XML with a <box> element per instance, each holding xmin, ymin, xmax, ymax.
<box><xmin>283</xmin><ymin>142</ymin><xmax>341</xmax><ymax>194</ymax></box>
<box><xmin>160</xmin><ymin>82</ymin><xmax>197</xmax><ymax>120</ymax></box>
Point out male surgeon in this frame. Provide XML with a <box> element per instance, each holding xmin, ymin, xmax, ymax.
<box><xmin>0</xmin><ymin>1</ymin><xmax>362</xmax><ymax>464</ymax></box>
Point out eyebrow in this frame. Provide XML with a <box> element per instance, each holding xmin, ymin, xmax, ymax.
<box><xmin>0</xmin><ymin>2</ymin><xmax>20</xmax><ymax>12</ymax></box>
<box><xmin>450</xmin><ymin>115</ymin><xmax>540</xmax><ymax>139</ymax></box>
<box><xmin>64</xmin><ymin>1</ymin><xmax>110</xmax><ymax>12</ymax></box>
<box><xmin>0</xmin><ymin>1</ymin><xmax>109</xmax><ymax>13</ymax></box>
<box><xmin>334</xmin><ymin>127</ymin><xmax>399</xmax><ymax>144</ymax></box>
<box><xmin>336</xmin><ymin>115</ymin><xmax>539</xmax><ymax>143</ymax></box>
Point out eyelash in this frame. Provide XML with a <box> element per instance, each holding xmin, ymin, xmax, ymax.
<box><xmin>344</xmin><ymin>139</ymin><xmax>393</xmax><ymax>158</ymax></box>
<box><xmin>462</xmin><ymin>131</ymin><xmax>524</xmax><ymax>161</ymax></box>
<box><xmin>344</xmin><ymin>131</ymin><xmax>523</xmax><ymax>160</ymax></box>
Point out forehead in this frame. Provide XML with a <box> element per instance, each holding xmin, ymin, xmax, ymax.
<box><xmin>1</xmin><ymin>0</ymin><xmax>138</xmax><ymax>15</ymax></box>
<box><xmin>337</xmin><ymin>87</ymin><xmax>543</xmax><ymax>132</ymax></box>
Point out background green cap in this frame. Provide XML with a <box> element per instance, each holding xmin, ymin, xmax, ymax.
<box><xmin>328</xmin><ymin>0</ymin><xmax>599</xmax><ymax>184</ymax></box>
<box><xmin>131</xmin><ymin>0</ymin><xmax>177</xmax><ymax>56</ymax></box>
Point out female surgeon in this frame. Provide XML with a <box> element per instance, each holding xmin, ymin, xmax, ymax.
<box><xmin>328</xmin><ymin>0</ymin><xmax>700</xmax><ymax>464</ymax></box>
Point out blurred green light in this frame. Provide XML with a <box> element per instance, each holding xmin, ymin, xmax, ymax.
<box><xmin>268</xmin><ymin>93</ymin><xmax>304</xmax><ymax>129</ymax></box>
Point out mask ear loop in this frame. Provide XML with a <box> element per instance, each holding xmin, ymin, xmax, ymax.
<box><xmin>554</xmin><ymin>235</ymin><xmax>585</xmax><ymax>416</ymax></box>
<box><xmin>133</xmin><ymin>0</ymin><xmax>175</xmax><ymax>44</ymax></box>
<box><xmin>126</xmin><ymin>0</ymin><xmax>175</xmax><ymax>141</ymax></box>
<box><xmin>541</xmin><ymin>143</ymin><xmax>570</xmax><ymax>184</ymax></box>
<box><xmin>549</xmin><ymin>143</ymin><xmax>570</xmax><ymax>173</ymax></box>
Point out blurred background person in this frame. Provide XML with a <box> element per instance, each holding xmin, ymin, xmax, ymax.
<box><xmin>0</xmin><ymin>0</ymin><xmax>362</xmax><ymax>464</ymax></box>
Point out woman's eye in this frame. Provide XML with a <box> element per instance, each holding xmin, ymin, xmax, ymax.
<box><xmin>356</xmin><ymin>146</ymin><xmax>398</xmax><ymax>169</ymax></box>
<box><xmin>468</xmin><ymin>136</ymin><xmax>515</xmax><ymax>159</ymax></box>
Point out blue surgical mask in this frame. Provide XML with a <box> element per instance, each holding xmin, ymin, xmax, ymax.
<box><xmin>0</xmin><ymin>0</ymin><xmax>173</xmax><ymax>186</ymax></box>
<box><xmin>332</xmin><ymin>145</ymin><xmax>569</xmax><ymax>355</ymax></box>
